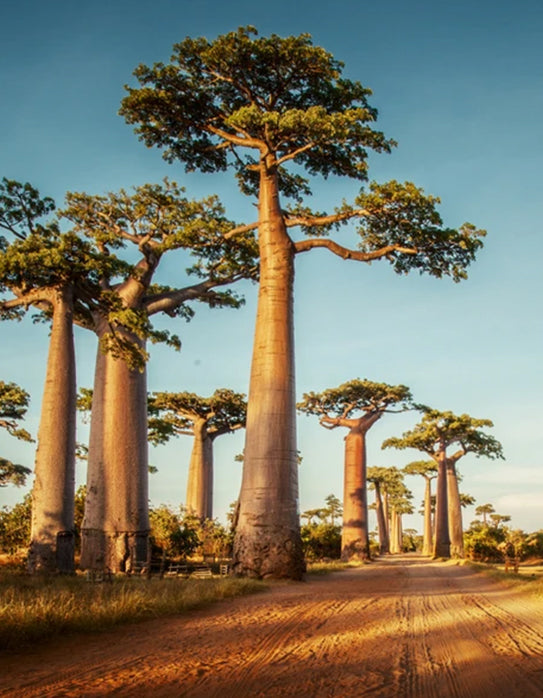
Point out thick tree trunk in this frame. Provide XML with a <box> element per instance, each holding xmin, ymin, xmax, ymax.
<box><xmin>80</xmin><ymin>334</ymin><xmax>107</xmax><ymax>570</ymax></box>
<box><xmin>28</xmin><ymin>287</ymin><xmax>76</xmax><ymax>574</ymax></box>
<box><xmin>186</xmin><ymin>421</ymin><xmax>213</xmax><ymax>520</ymax></box>
<box><xmin>341</xmin><ymin>427</ymin><xmax>370</xmax><ymax>560</ymax></box>
<box><xmin>433</xmin><ymin>454</ymin><xmax>450</xmax><ymax>558</ymax></box>
<box><xmin>233</xmin><ymin>167</ymin><xmax>303</xmax><ymax>580</ymax></box>
<box><xmin>446</xmin><ymin>460</ymin><xmax>464</xmax><ymax>558</ymax></box>
<box><xmin>374</xmin><ymin>483</ymin><xmax>389</xmax><ymax>555</ymax></box>
<box><xmin>422</xmin><ymin>477</ymin><xmax>434</xmax><ymax>556</ymax></box>
<box><xmin>101</xmin><ymin>341</ymin><xmax>150</xmax><ymax>573</ymax></box>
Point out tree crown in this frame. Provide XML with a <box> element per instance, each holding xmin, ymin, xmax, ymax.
<box><xmin>148</xmin><ymin>388</ymin><xmax>247</xmax><ymax>444</ymax></box>
<box><xmin>383</xmin><ymin>406</ymin><xmax>504</xmax><ymax>462</ymax></box>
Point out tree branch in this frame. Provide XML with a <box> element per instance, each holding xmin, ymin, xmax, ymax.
<box><xmin>294</xmin><ymin>238</ymin><xmax>418</xmax><ymax>261</ymax></box>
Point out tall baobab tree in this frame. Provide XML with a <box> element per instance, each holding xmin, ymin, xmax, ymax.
<box><xmin>148</xmin><ymin>389</ymin><xmax>247</xmax><ymax>520</ymax></box>
<box><xmin>383</xmin><ymin>407</ymin><xmax>504</xmax><ymax>558</ymax></box>
<box><xmin>403</xmin><ymin>460</ymin><xmax>437</xmax><ymax>556</ymax></box>
<box><xmin>121</xmin><ymin>27</ymin><xmax>486</xmax><ymax>578</ymax></box>
<box><xmin>298</xmin><ymin>380</ymin><xmax>412</xmax><ymax>560</ymax></box>
<box><xmin>0</xmin><ymin>178</ymin><xmax>116</xmax><ymax>573</ymax></box>
<box><xmin>61</xmin><ymin>181</ymin><xmax>257</xmax><ymax>573</ymax></box>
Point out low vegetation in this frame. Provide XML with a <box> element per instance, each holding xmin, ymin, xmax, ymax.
<box><xmin>0</xmin><ymin>570</ymin><xmax>265</xmax><ymax>652</ymax></box>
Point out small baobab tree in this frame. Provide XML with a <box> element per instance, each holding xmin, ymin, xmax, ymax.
<box><xmin>148</xmin><ymin>389</ymin><xmax>247</xmax><ymax>520</ymax></box>
<box><xmin>367</xmin><ymin>466</ymin><xmax>393</xmax><ymax>555</ymax></box>
<box><xmin>475</xmin><ymin>503</ymin><xmax>495</xmax><ymax>526</ymax></box>
<box><xmin>384</xmin><ymin>407</ymin><xmax>504</xmax><ymax>559</ymax></box>
<box><xmin>121</xmin><ymin>27</ymin><xmax>486</xmax><ymax>579</ymax></box>
<box><xmin>298</xmin><ymin>380</ymin><xmax>412</xmax><ymax>560</ymax></box>
<box><xmin>403</xmin><ymin>460</ymin><xmax>437</xmax><ymax>557</ymax></box>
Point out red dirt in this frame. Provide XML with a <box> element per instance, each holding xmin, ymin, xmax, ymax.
<box><xmin>2</xmin><ymin>555</ymin><xmax>543</xmax><ymax>697</ymax></box>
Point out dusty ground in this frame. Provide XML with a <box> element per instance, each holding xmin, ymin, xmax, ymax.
<box><xmin>2</xmin><ymin>555</ymin><xmax>543</xmax><ymax>697</ymax></box>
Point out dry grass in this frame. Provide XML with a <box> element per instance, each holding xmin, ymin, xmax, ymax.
<box><xmin>468</xmin><ymin>560</ymin><xmax>543</xmax><ymax>596</ymax></box>
<box><xmin>0</xmin><ymin>569</ymin><xmax>265</xmax><ymax>651</ymax></box>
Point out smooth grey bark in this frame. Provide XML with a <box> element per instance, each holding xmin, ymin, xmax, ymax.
<box><xmin>28</xmin><ymin>287</ymin><xmax>76</xmax><ymax>574</ymax></box>
<box><xmin>233</xmin><ymin>167</ymin><xmax>303</xmax><ymax>580</ymax></box>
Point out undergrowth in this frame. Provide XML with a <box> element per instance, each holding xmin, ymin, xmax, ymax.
<box><xmin>0</xmin><ymin>571</ymin><xmax>265</xmax><ymax>651</ymax></box>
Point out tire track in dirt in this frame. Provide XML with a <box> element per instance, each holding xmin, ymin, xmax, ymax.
<box><xmin>3</xmin><ymin>557</ymin><xmax>543</xmax><ymax>697</ymax></box>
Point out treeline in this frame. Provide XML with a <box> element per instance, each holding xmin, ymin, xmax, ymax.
<box><xmin>1</xmin><ymin>27</ymin><xmax>490</xmax><ymax>579</ymax></box>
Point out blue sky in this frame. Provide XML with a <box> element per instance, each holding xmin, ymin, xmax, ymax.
<box><xmin>1</xmin><ymin>0</ymin><xmax>542</xmax><ymax>534</ymax></box>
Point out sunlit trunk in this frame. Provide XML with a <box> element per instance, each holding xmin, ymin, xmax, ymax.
<box><xmin>383</xmin><ymin>492</ymin><xmax>390</xmax><ymax>540</ymax></box>
<box><xmin>28</xmin><ymin>286</ymin><xmax>76</xmax><ymax>574</ymax></box>
<box><xmin>80</xmin><ymin>331</ymin><xmax>107</xmax><ymax>570</ymax></box>
<box><xmin>446</xmin><ymin>460</ymin><xmax>464</xmax><ymax>558</ymax></box>
<box><xmin>233</xmin><ymin>167</ymin><xmax>303</xmax><ymax>580</ymax></box>
<box><xmin>389</xmin><ymin>509</ymin><xmax>401</xmax><ymax>554</ymax></box>
<box><xmin>374</xmin><ymin>482</ymin><xmax>389</xmax><ymax>554</ymax></box>
<box><xmin>186</xmin><ymin>420</ymin><xmax>213</xmax><ymax>520</ymax></box>
<box><xmin>101</xmin><ymin>338</ymin><xmax>149</xmax><ymax>572</ymax></box>
<box><xmin>433</xmin><ymin>453</ymin><xmax>450</xmax><ymax>558</ymax></box>
<box><xmin>422</xmin><ymin>477</ymin><xmax>433</xmax><ymax>556</ymax></box>
<box><xmin>341</xmin><ymin>427</ymin><xmax>370</xmax><ymax>560</ymax></box>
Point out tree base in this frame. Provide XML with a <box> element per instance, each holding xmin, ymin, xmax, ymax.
<box><xmin>80</xmin><ymin>529</ymin><xmax>149</xmax><ymax>573</ymax></box>
<box><xmin>232</xmin><ymin>527</ymin><xmax>305</xmax><ymax>580</ymax></box>
<box><xmin>27</xmin><ymin>531</ymin><xmax>75</xmax><ymax>575</ymax></box>
<box><xmin>341</xmin><ymin>540</ymin><xmax>370</xmax><ymax>562</ymax></box>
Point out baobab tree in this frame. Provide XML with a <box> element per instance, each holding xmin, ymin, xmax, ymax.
<box><xmin>148</xmin><ymin>389</ymin><xmax>247</xmax><ymax>520</ymax></box>
<box><xmin>121</xmin><ymin>27</ymin><xmax>486</xmax><ymax>578</ymax></box>
<box><xmin>0</xmin><ymin>380</ymin><xmax>32</xmax><ymax>487</ymax></box>
<box><xmin>383</xmin><ymin>407</ymin><xmax>504</xmax><ymax>559</ymax></box>
<box><xmin>388</xmin><ymin>488</ymin><xmax>414</xmax><ymax>555</ymax></box>
<box><xmin>0</xmin><ymin>178</ymin><xmax>117</xmax><ymax>573</ymax></box>
<box><xmin>61</xmin><ymin>181</ymin><xmax>257</xmax><ymax>573</ymax></box>
<box><xmin>403</xmin><ymin>460</ymin><xmax>437</xmax><ymax>556</ymax></box>
<box><xmin>367</xmin><ymin>466</ymin><xmax>393</xmax><ymax>554</ymax></box>
<box><xmin>476</xmin><ymin>503</ymin><xmax>495</xmax><ymax>526</ymax></box>
<box><xmin>298</xmin><ymin>380</ymin><xmax>412</xmax><ymax>560</ymax></box>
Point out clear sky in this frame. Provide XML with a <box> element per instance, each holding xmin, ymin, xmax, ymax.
<box><xmin>1</xmin><ymin>0</ymin><xmax>542</xmax><ymax>534</ymax></box>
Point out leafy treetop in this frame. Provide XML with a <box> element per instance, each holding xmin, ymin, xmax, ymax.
<box><xmin>148</xmin><ymin>389</ymin><xmax>247</xmax><ymax>445</ymax></box>
<box><xmin>383</xmin><ymin>406</ymin><xmax>504</xmax><ymax>464</ymax></box>
<box><xmin>121</xmin><ymin>27</ymin><xmax>485</xmax><ymax>282</ymax></box>
<box><xmin>297</xmin><ymin>379</ymin><xmax>412</xmax><ymax>430</ymax></box>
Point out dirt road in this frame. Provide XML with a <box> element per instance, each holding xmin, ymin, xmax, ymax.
<box><xmin>2</xmin><ymin>555</ymin><xmax>543</xmax><ymax>697</ymax></box>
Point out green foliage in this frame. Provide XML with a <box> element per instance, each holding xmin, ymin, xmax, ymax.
<box><xmin>354</xmin><ymin>181</ymin><xmax>485</xmax><ymax>282</ymax></box>
<box><xmin>0</xmin><ymin>380</ymin><xmax>32</xmax><ymax>488</ymax></box>
<box><xmin>0</xmin><ymin>380</ymin><xmax>32</xmax><ymax>442</ymax></box>
<box><xmin>0</xmin><ymin>459</ymin><xmax>32</xmax><ymax>488</ymax></box>
<box><xmin>383</xmin><ymin>406</ymin><xmax>504</xmax><ymax>462</ymax></box>
<box><xmin>0</xmin><ymin>493</ymin><xmax>31</xmax><ymax>554</ymax></box>
<box><xmin>148</xmin><ymin>505</ymin><xmax>232</xmax><ymax>561</ymax></box>
<box><xmin>300</xmin><ymin>494</ymin><xmax>342</xmax><ymax>560</ymax></box>
<box><xmin>149</xmin><ymin>505</ymin><xmax>200</xmax><ymax>559</ymax></box>
<box><xmin>121</xmin><ymin>28</ymin><xmax>484</xmax><ymax>282</ymax></box>
<box><xmin>120</xmin><ymin>27</ymin><xmax>392</xmax><ymax>200</ymax></box>
<box><xmin>301</xmin><ymin>522</ymin><xmax>341</xmax><ymax>561</ymax></box>
<box><xmin>298</xmin><ymin>379</ymin><xmax>412</xmax><ymax>422</ymax></box>
<box><xmin>148</xmin><ymin>388</ymin><xmax>247</xmax><ymax>444</ymax></box>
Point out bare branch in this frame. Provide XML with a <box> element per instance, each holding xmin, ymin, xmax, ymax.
<box><xmin>294</xmin><ymin>237</ymin><xmax>418</xmax><ymax>261</ymax></box>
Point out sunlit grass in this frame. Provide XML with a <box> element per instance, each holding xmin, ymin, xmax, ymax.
<box><xmin>0</xmin><ymin>570</ymin><xmax>265</xmax><ymax>651</ymax></box>
<box><xmin>468</xmin><ymin>561</ymin><xmax>543</xmax><ymax>596</ymax></box>
<box><xmin>306</xmin><ymin>560</ymin><xmax>364</xmax><ymax>575</ymax></box>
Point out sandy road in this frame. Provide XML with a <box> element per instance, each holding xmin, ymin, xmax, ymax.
<box><xmin>2</xmin><ymin>555</ymin><xmax>543</xmax><ymax>697</ymax></box>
